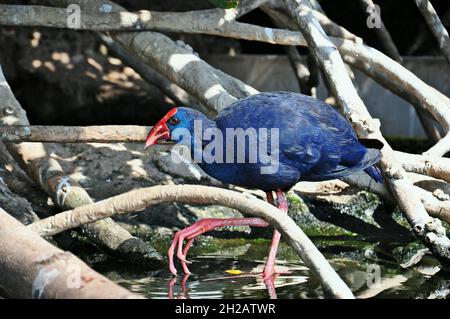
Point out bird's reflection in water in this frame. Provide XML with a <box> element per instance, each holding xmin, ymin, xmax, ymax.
<box><xmin>264</xmin><ymin>274</ymin><xmax>278</xmax><ymax>299</ymax></box>
<box><xmin>167</xmin><ymin>273</ymin><xmax>278</xmax><ymax>299</ymax></box>
<box><xmin>168</xmin><ymin>274</ymin><xmax>191</xmax><ymax>299</ymax></box>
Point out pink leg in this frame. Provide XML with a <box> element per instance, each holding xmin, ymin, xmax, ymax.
<box><xmin>180</xmin><ymin>238</ymin><xmax>194</xmax><ymax>275</ymax></box>
<box><xmin>167</xmin><ymin>274</ymin><xmax>191</xmax><ymax>299</ymax></box>
<box><xmin>168</xmin><ymin>277</ymin><xmax>176</xmax><ymax>299</ymax></box>
<box><xmin>264</xmin><ymin>274</ymin><xmax>278</xmax><ymax>299</ymax></box>
<box><xmin>262</xmin><ymin>189</ymin><xmax>288</xmax><ymax>279</ymax></box>
<box><xmin>168</xmin><ymin>217</ymin><xmax>269</xmax><ymax>275</ymax></box>
<box><xmin>177</xmin><ymin>274</ymin><xmax>191</xmax><ymax>299</ymax></box>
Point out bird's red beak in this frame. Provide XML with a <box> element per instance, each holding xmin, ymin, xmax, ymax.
<box><xmin>145</xmin><ymin>108</ymin><xmax>177</xmax><ymax>148</ymax></box>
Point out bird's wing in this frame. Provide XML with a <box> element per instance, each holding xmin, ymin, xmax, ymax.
<box><xmin>276</xmin><ymin>95</ymin><xmax>374</xmax><ymax>180</ymax></box>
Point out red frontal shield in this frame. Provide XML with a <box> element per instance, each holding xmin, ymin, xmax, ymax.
<box><xmin>145</xmin><ymin>108</ymin><xmax>177</xmax><ymax>148</ymax></box>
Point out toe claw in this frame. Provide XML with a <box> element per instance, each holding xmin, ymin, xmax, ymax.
<box><xmin>178</xmin><ymin>254</ymin><xmax>192</xmax><ymax>264</ymax></box>
<box><xmin>169</xmin><ymin>263</ymin><xmax>178</xmax><ymax>276</ymax></box>
<box><xmin>167</xmin><ymin>217</ymin><xmax>269</xmax><ymax>276</ymax></box>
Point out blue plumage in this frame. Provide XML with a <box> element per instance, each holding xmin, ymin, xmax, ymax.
<box><xmin>165</xmin><ymin>92</ymin><xmax>383</xmax><ymax>191</ymax></box>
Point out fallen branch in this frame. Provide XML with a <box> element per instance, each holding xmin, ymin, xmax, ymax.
<box><xmin>0</xmin><ymin>65</ymin><xmax>163</xmax><ymax>268</ymax></box>
<box><xmin>28</xmin><ymin>184</ymin><xmax>355</xmax><ymax>299</ymax></box>
<box><xmin>415</xmin><ymin>0</ymin><xmax>450</xmax><ymax>64</ymax></box>
<box><xmin>284</xmin><ymin>0</ymin><xmax>450</xmax><ymax>267</ymax></box>
<box><xmin>0</xmin><ymin>208</ymin><xmax>141</xmax><ymax>299</ymax></box>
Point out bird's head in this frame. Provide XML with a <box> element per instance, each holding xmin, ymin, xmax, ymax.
<box><xmin>145</xmin><ymin>107</ymin><xmax>211</xmax><ymax>148</ymax></box>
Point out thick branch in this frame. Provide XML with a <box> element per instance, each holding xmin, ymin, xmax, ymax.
<box><xmin>415</xmin><ymin>0</ymin><xmax>450</xmax><ymax>64</ymax></box>
<box><xmin>0</xmin><ymin>208</ymin><xmax>141</xmax><ymax>299</ymax></box>
<box><xmin>97</xmin><ymin>33</ymin><xmax>206</xmax><ymax>112</ymax></box>
<box><xmin>0</xmin><ymin>3</ymin><xmax>359</xmax><ymax>43</ymax></box>
<box><xmin>284</xmin><ymin>0</ymin><xmax>450</xmax><ymax>267</ymax></box>
<box><xmin>28</xmin><ymin>184</ymin><xmax>354</xmax><ymax>299</ymax></box>
<box><xmin>424</xmin><ymin>133</ymin><xmax>450</xmax><ymax>157</ymax></box>
<box><xmin>395</xmin><ymin>151</ymin><xmax>450</xmax><ymax>184</ymax></box>
<box><xmin>338</xmin><ymin>41</ymin><xmax>450</xmax><ymax>149</ymax></box>
<box><xmin>0</xmin><ymin>125</ymin><xmax>150</xmax><ymax>143</ymax></box>
<box><xmin>59</xmin><ymin>0</ymin><xmax>258</xmax><ymax>113</ymax></box>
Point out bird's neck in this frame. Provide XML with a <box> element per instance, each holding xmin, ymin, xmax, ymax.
<box><xmin>188</xmin><ymin>117</ymin><xmax>218</xmax><ymax>163</ymax></box>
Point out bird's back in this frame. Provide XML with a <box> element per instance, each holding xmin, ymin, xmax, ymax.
<box><xmin>200</xmin><ymin>92</ymin><xmax>381</xmax><ymax>191</ymax></box>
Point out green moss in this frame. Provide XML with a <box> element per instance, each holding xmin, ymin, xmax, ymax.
<box><xmin>208</xmin><ymin>0</ymin><xmax>239</xmax><ymax>9</ymax></box>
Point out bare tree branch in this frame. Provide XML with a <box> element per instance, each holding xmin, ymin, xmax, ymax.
<box><xmin>0</xmin><ymin>125</ymin><xmax>150</xmax><ymax>143</ymax></box>
<box><xmin>355</xmin><ymin>0</ymin><xmax>441</xmax><ymax>143</ymax></box>
<box><xmin>264</xmin><ymin>1</ymin><xmax>362</xmax><ymax>42</ymax></box>
<box><xmin>0</xmin><ymin>208</ymin><xmax>142</xmax><ymax>299</ymax></box>
<box><xmin>415</xmin><ymin>0</ymin><xmax>450</xmax><ymax>64</ymax></box>
<box><xmin>342</xmin><ymin>172</ymin><xmax>450</xmax><ymax>225</ymax></box>
<box><xmin>6</xmin><ymin>3</ymin><xmax>450</xmax><ymax>146</ymax></box>
<box><xmin>98</xmin><ymin>34</ymin><xmax>196</xmax><ymax>108</ymax></box>
<box><xmin>28</xmin><ymin>184</ymin><xmax>355</xmax><ymax>299</ymax></box>
<box><xmin>0</xmin><ymin>3</ymin><xmax>359</xmax><ymax>42</ymax></box>
<box><xmin>0</xmin><ymin>65</ymin><xmax>163</xmax><ymax>268</ymax></box>
<box><xmin>283</xmin><ymin>0</ymin><xmax>450</xmax><ymax>267</ymax></box>
<box><xmin>260</xmin><ymin>7</ymin><xmax>450</xmax><ymax>151</ymax></box>
<box><xmin>357</xmin><ymin>0</ymin><xmax>402</xmax><ymax>62</ymax></box>
<box><xmin>395</xmin><ymin>151</ymin><xmax>450</xmax><ymax>184</ymax></box>
<box><xmin>56</xmin><ymin>0</ymin><xmax>259</xmax><ymax>113</ymax></box>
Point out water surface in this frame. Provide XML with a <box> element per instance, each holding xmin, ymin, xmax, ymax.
<box><xmin>90</xmin><ymin>238</ymin><xmax>450</xmax><ymax>299</ymax></box>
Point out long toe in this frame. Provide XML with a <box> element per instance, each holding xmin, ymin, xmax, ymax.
<box><xmin>168</xmin><ymin>218</ymin><xmax>269</xmax><ymax>275</ymax></box>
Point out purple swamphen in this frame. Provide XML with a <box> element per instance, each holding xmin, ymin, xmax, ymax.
<box><xmin>145</xmin><ymin>91</ymin><xmax>383</xmax><ymax>278</ymax></box>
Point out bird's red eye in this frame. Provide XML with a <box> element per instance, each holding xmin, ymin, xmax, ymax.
<box><xmin>169</xmin><ymin>117</ymin><xmax>180</xmax><ymax>125</ymax></box>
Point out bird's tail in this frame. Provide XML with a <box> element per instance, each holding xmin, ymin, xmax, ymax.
<box><xmin>364</xmin><ymin>165</ymin><xmax>383</xmax><ymax>183</ymax></box>
<box><xmin>359</xmin><ymin>139</ymin><xmax>384</xmax><ymax>183</ymax></box>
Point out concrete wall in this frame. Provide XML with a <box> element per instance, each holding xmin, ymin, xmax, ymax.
<box><xmin>206</xmin><ymin>55</ymin><xmax>450</xmax><ymax>138</ymax></box>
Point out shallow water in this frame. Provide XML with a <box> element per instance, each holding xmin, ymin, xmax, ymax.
<box><xmin>90</xmin><ymin>238</ymin><xmax>450</xmax><ymax>299</ymax></box>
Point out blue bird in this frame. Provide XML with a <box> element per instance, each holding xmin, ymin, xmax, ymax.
<box><xmin>145</xmin><ymin>91</ymin><xmax>383</xmax><ymax>278</ymax></box>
